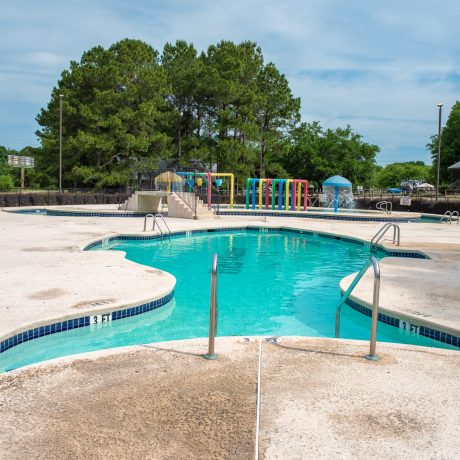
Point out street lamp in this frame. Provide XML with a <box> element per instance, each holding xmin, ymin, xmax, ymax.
<box><xmin>436</xmin><ymin>102</ymin><xmax>443</xmax><ymax>201</ymax></box>
<box><xmin>59</xmin><ymin>94</ymin><xmax>64</xmax><ymax>193</ymax></box>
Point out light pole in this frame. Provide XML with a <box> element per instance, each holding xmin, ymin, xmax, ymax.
<box><xmin>59</xmin><ymin>94</ymin><xmax>63</xmax><ymax>193</ymax></box>
<box><xmin>436</xmin><ymin>102</ymin><xmax>443</xmax><ymax>201</ymax></box>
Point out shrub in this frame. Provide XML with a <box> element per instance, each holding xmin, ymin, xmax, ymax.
<box><xmin>0</xmin><ymin>175</ymin><xmax>14</xmax><ymax>191</ymax></box>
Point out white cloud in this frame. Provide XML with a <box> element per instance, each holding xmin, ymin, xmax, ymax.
<box><xmin>0</xmin><ymin>0</ymin><xmax>459</xmax><ymax>162</ymax></box>
<box><xmin>26</xmin><ymin>51</ymin><xmax>66</xmax><ymax>68</ymax></box>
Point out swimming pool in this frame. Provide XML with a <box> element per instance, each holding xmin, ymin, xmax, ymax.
<box><xmin>0</xmin><ymin>229</ymin><xmax>454</xmax><ymax>372</ymax></box>
<box><xmin>7</xmin><ymin>207</ymin><xmax>444</xmax><ymax>223</ymax></box>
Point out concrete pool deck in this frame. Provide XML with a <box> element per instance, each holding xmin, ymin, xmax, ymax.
<box><xmin>1</xmin><ymin>205</ymin><xmax>460</xmax><ymax>458</ymax></box>
<box><xmin>1</xmin><ymin>337</ymin><xmax>459</xmax><ymax>459</ymax></box>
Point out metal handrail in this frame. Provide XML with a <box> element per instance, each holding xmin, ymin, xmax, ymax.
<box><xmin>335</xmin><ymin>257</ymin><xmax>372</xmax><ymax>337</ymax></box>
<box><xmin>370</xmin><ymin>222</ymin><xmax>400</xmax><ymax>253</ymax></box>
<box><xmin>440</xmin><ymin>211</ymin><xmax>452</xmax><ymax>223</ymax></box>
<box><xmin>308</xmin><ymin>196</ymin><xmax>320</xmax><ymax>207</ymax></box>
<box><xmin>366</xmin><ymin>257</ymin><xmax>381</xmax><ymax>361</ymax></box>
<box><xmin>152</xmin><ymin>213</ymin><xmax>171</xmax><ymax>239</ymax></box>
<box><xmin>143</xmin><ymin>214</ymin><xmax>155</xmax><ymax>232</ymax></box>
<box><xmin>204</xmin><ymin>253</ymin><xmax>218</xmax><ymax>360</ymax></box>
<box><xmin>173</xmin><ymin>189</ymin><xmax>198</xmax><ymax>218</ymax></box>
<box><xmin>335</xmin><ymin>256</ymin><xmax>381</xmax><ymax>361</ymax></box>
<box><xmin>440</xmin><ymin>210</ymin><xmax>459</xmax><ymax>224</ymax></box>
<box><xmin>376</xmin><ymin>200</ymin><xmax>392</xmax><ymax>214</ymax></box>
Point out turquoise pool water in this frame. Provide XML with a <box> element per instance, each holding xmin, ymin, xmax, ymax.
<box><xmin>0</xmin><ymin>230</ymin><xmax>454</xmax><ymax>372</ymax></box>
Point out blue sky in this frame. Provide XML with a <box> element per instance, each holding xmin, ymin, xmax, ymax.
<box><xmin>0</xmin><ymin>0</ymin><xmax>459</xmax><ymax>164</ymax></box>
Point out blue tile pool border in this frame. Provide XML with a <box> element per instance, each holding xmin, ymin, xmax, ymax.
<box><xmin>83</xmin><ymin>226</ymin><xmax>429</xmax><ymax>259</ymax></box>
<box><xmin>0</xmin><ymin>290</ymin><xmax>174</xmax><ymax>355</ymax></box>
<box><xmin>216</xmin><ymin>210</ymin><xmax>422</xmax><ymax>223</ymax></box>
<box><xmin>345</xmin><ymin>297</ymin><xmax>460</xmax><ymax>349</ymax></box>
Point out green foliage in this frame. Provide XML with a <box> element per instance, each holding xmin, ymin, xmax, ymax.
<box><xmin>36</xmin><ymin>39</ymin><xmax>171</xmax><ymax>188</ymax></box>
<box><xmin>375</xmin><ymin>161</ymin><xmax>431</xmax><ymax>188</ymax></box>
<box><xmin>31</xmin><ymin>38</ymin><xmax>380</xmax><ymax>189</ymax></box>
<box><xmin>0</xmin><ymin>174</ymin><xmax>14</xmax><ymax>191</ymax></box>
<box><xmin>427</xmin><ymin>101</ymin><xmax>460</xmax><ymax>185</ymax></box>
<box><xmin>282</xmin><ymin>122</ymin><xmax>379</xmax><ymax>187</ymax></box>
<box><xmin>256</xmin><ymin>63</ymin><xmax>300</xmax><ymax>177</ymax></box>
<box><xmin>0</xmin><ymin>145</ymin><xmax>14</xmax><ymax>176</ymax></box>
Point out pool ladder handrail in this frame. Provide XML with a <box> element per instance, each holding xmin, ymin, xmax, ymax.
<box><xmin>440</xmin><ymin>210</ymin><xmax>459</xmax><ymax>224</ymax></box>
<box><xmin>335</xmin><ymin>256</ymin><xmax>381</xmax><ymax>361</ymax></box>
<box><xmin>376</xmin><ymin>200</ymin><xmax>392</xmax><ymax>214</ymax></box>
<box><xmin>143</xmin><ymin>214</ymin><xmax>154</xmax><ymax>232</ymax></box>
<box><xmin>370</xmin><ymin>222</ymin><xmax>400</xmax><ymax>253</ymax></box>
<box><xmin>204</xmin><ymin>253</ymin><xmax>218</xmax><ymax>360</ymax></box>
<box><xmin>143</xmin><ymin>213</ymin><xmax>171</xmax><ymax>239</ymax></box>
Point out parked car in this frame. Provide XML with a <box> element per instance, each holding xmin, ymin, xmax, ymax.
<box><xmin>400</xmin><ymin>179</ymin><xmax>434</xmax><ymax>193</ymax></box>
<box><xmin>387</xmin><ymin>187</ymin><xmax>402</xmax><ymax>194</ymax></box>
<box><xmin>414</xmin><ymin>182</ymin><xmax>435</xmax><ymax>192</ymax></box>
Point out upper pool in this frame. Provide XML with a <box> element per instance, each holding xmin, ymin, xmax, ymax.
<box><xmin>8</xmin><ymin>207</ymin><xmax>444</xmax><ymax>223</ymax></box>
<box><xmin>0</xmin><ymin>229</ymin><xmax>454</xmax><ymax>372</ymax></box>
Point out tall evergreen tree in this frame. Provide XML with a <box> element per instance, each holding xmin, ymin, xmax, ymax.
<box><xmin>161</xmin><ymin>40</ymin><xmax>203</xmax><ymax>163</ymax></box>
<box><xmin>256</xmin><ymin>63</ymin><xmax>300</xmax><ymax>177</ymax></box>
<box><xmin>36</xmin><ymin>39</ymin><xmax>170</xmax><ymax>188</ymax></box>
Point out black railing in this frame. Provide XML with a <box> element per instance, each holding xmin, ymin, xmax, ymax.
<box><xmin>0</xmin><ymin>189</ymin><xmax>129</xmax><ymax>208</ymax></box>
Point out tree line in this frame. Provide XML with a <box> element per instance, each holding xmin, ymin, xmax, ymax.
<box><xmin>1</xmin><ymin>39</ymin><xmax>458</xmax><ymax>192</ymax></box>
<box><xmin>32</xmin><ymin>38</ymin><xmax>379</xmax><ymax>189</ymax></box>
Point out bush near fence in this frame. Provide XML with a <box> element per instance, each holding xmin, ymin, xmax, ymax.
<box><xmin>0</xmin><ymin>191</ymin><xmax>129</xmax><ymax>208</ymax></box>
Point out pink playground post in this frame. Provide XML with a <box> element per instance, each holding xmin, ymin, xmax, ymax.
<box><xmin>293</xmin><ymin>179</ymin><xmax>309</xmax><ymax>211</ymax></box>
<box><xmin>265</xmin><ymin>179</ymin><xmax>273</xmax><ymax>209</ymax></box>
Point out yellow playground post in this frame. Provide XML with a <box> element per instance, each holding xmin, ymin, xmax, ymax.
<box><xmin>285</xmin><ymin>179</ymin><xmax>294</xmax><ymax>210</ymax></box>
<box><xmin>207</xmin><ymin>173</ymin><xmax>235</xmax><ymax>208</ymax></box>
<box><xmin>296</xmin><ymin>182</ymin><xmax>302</xmax><ymax>210</ymax></box>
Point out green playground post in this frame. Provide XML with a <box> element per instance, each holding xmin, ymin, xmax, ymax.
<box><xmin>245</xmin><ymin>178</ymin><xmax>252</xmax><ymax>209</ymax></box>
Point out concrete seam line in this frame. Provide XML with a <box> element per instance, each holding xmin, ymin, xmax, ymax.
<box><xmin>255</xmin><ymin>337</ymin><xmax>262</xmax><ymax>460</ymax></box>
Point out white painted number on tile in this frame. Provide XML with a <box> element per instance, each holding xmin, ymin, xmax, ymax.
<box><xmin>399</xmin><ymin>320</ymin><xmax>419</xmax><ymax>336</ymax></box>
<box><xmin>90</xmin><ymin>313</ymin><xmax>112</xmax><ymax>325</ymax></box>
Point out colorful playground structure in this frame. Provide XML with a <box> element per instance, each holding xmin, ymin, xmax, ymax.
<box><xmin>245</xmin><ymin>178</ymin><xmax>309</xmax><ymax>211</ymax></box>
<box><xmin>176</xmin><ymin>171</ymin><xmax>235</xmax><ymax>209</ymax></box>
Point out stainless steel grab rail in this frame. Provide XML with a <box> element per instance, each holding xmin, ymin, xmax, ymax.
<box><xmin>366</xmin><ymin>257</ymin><xmax>381</xmax><ymax>361</ymax></box>
<box><xmin>370</xmin><ymin>222</ymin><xmax>400</xmax><ymax>253</ymax></box>
<box><xmin>152</xmin><ymin>213</ymin><xmax>171</xmax><ymax>239</ymax></box>
<box><xmin>335</xmin><ymin>256</ymin><xmax>381</xmax><ymax>361</ymax></box>
<box><xmin>440</xmin><ymin>211</ymin><xmax>452</xmax><ymax>223</ymax></box>
<box><xmin>335</xmin><ymin>257</ymin><xmax>372</xmax><ymax>337</ymax></box>
<box><xmin>441</xmin><ymin>210</ymin><xmax>459</xmax><ymax>224</ymax></box>
<box><xmin>143</xmin><ymin>214</ymin><xmax>155</xmax><ymax>232</ymax></box>
<box><xmin>204</xmin><ymin>253</ymin><xmax>218</xmax><ymax>360</ymax></box>
<box><xmin>453</xmin><ymin>211</ymin><xmax>460</xmax><ymax>224</ymax></box>
<box><xmin>376</xmin><ymin>200</ymin><xmax>392</xmax><ymax>214</ymax></box>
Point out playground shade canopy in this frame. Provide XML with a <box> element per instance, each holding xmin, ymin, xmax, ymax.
<box><xmin>322</xmin><ymin>175</ymin><xmax>353</xmax><ymax>212</ymax></box>
<box><xmin>322</xmin><ymin>175</ymin><xmax>352</xmax><ymax>188</ymax></box>
<box><xmin>154</xmin><ymin>171</ymin><xmax>182</xmax><ymax>184</ymax></box>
